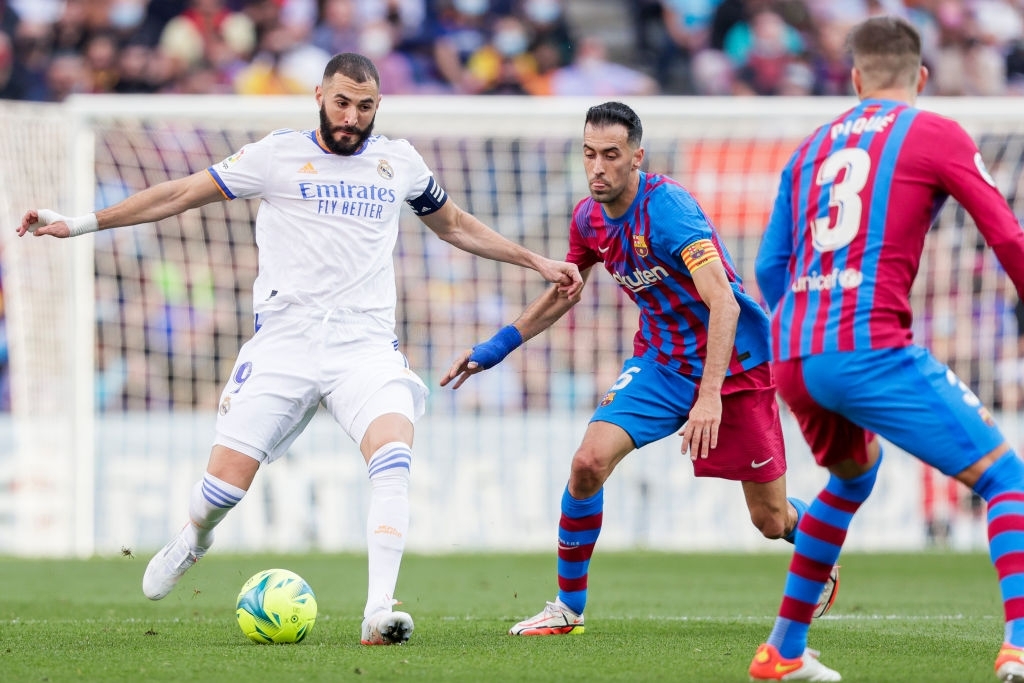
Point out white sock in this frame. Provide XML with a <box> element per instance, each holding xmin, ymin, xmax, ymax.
<box><xmin>183</xmin><ymin>472</ymin><xmax>246</xmax><ymax>551</ymax></box>
<box><xmin>364</xmin><ymin>442</ymin><xmax>412</xmax><ymax>618</ymax></box>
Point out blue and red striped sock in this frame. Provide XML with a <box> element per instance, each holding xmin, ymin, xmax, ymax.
<box><xmin>975</xmin><ymin>452</ymin><xmax>1024</xmax><ymax>647</ymax></box>
<box><xmin>769</xmin><ymin>454</ymin><xmax>882</xmax><ymax>658</ymax></box>
<box><xmin>556</xmin><ymin>486</ymin><xmax>603</xmax><ymax>616</ymax></box>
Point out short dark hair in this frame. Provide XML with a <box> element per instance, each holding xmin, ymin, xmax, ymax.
<box><xmin>322</xmin><ymin>53</ymin><xmax>380</xmax><ymax>87</ymax></box>
<box><xmin>585</xmin><ymin>101</ymin><xmax>643</xmax><ymax>147</ymax></box>
<box><xmin>846</xmin><ymin>16</ymin><xmax>922</xmax><ymax>90</ymax></box>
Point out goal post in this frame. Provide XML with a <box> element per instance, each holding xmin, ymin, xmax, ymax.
<box><xmin>2</xmin><ymin>94</ymin><xmax>1022</xmax><ymax>557</ymax></box>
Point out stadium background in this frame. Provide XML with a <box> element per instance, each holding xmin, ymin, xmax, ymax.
<box><xmin>1</xmin><ymin>0</ymin><xmax>1023</xmax><ymax>558</ymax></box>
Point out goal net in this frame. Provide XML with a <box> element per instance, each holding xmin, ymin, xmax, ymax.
<box><xmin>1</xmin><ymin>95</ymin><xmax>1021</xmax><ymax>557</ymax></box>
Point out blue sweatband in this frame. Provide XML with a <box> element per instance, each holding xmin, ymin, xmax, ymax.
<box><xmin>468</xmin><ymin>325</ymin><xmax>523</xmax><ymax>369</ymax></box>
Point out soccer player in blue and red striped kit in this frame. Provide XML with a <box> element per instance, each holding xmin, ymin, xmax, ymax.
<box><xmin>442</xmin><ymin>101</ymin><xmax>836</xmax><ymax>636</ymax></box>
<box><xmin>748</xmin><ymin>16</ymin><xmax>1024</xmax><ymax>682</ymax></box>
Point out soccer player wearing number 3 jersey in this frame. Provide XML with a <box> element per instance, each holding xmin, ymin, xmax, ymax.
<box><xmin>442</xmin><ymin>101</ymin><xmax>835</xmax><ymax>637</ymax></box>
<box><xmin>17</xmin><ymin>53</ymin><xmax>583</xmax><ymax>647</ymax></box>
<box><xmin>748</xmin><ymin>17</ymin><xmax>1024</xmax><ymax>683</ymax></box>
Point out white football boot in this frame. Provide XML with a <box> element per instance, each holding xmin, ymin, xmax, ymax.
<box><xmin>509</xmin><ymin>600</ymin><xmax>585</xmax><ymax>636</ymax></box>
<box><xmin>361</xmin><ymin>609</ymin><xmax>414</xmax><ymax>645</ymax></box>
<box><xmin>142</xmin><ymin>526</ymin><xmax>206</xmax><ymax>600</ymax></box>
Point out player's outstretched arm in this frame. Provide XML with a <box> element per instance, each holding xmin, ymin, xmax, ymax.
<box><xmin>18</xmin><ymin>170</ymin><xmax>226</xmax><ymax>239</ymax></box>
<box><xmin>441</xmin><ymin>271</ymin><xmax>589</xmax><ymax>390</ymax></box>
<box><xmin>419</xmin><ymin>200</ymin><xmax>583</xmax><ymax>298</ymax></box>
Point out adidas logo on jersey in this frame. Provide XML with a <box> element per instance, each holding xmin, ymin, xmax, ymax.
<box><xmin>298</xmin><ymin>162</ymin><xmax>317</xmax><ymax>174</ymax></box>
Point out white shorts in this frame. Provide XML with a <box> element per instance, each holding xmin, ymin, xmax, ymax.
<box><xmin>213</xmin><ymin>309</ymin><xmax>428</xmax><ymax>463</ymax></box>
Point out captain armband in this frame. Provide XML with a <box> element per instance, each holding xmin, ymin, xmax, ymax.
<box><xmin>406</xmin><ymin>177</ymin><xmax>449</xmax><ymax>215</ymax></box>
<box><xmin>681</xmin><ymin>238</ymin><xmax>720</xmax><ymax>273</ymax></box>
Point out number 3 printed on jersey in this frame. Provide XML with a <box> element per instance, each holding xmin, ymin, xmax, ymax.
<box><xmin>812</xmin><ymin>147</ymin><xmax>870</xmax><ymax>253</ymax></box>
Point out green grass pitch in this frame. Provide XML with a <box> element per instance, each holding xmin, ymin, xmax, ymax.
<box><xmin>0</xmin><ymin>551</ymin><xmax>1003</xmax><ymax>682</ymax></box>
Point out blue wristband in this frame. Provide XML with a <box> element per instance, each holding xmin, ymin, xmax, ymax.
<box><xmin>468</xmin><ymin>324</ymin><xmax>523</xmax><ymax>369</ymax></box>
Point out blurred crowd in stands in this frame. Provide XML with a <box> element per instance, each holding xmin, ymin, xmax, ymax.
<box><xmin>3</xmin><ymin>0</ymin><xmax>1024</xmax><ymax>101</ymax></box>
<box><xmin>5</xmin><ymin>0</ymin><xmax>1024</xmax><ymax>413</ymax></box>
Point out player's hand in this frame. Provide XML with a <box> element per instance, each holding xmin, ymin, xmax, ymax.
<box><xmin>442</xmin><ymin>325</ymin><xmax>522</xmax><ymax>389</ymax></box>
<box><xmin>538</xmin><ymin>258</ymin><xmax>583</xmax><ymax>298</ymax></box>
<box><xmin>440</xmin><ymin>348</ymin><xmax>483</xmax><ymax>390</ymax></box>
<box><xmin>18</xmin><ymin>209</ymin><xmax>71</xmax><ymax>238</ymax></box>
<box><xmin>680</xmin><ymin>393</ymin><xmax>722</xmax><ymax>460</ymax></box>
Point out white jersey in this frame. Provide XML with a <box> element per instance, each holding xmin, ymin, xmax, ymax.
<box><xmin>207</xmin><ymin>129</ymin><xmax>438</xmax><ymax>335</ymax></box>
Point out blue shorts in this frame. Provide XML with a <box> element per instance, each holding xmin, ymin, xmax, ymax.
<box><xmin>774</xmin><ymin>345</ymin><xmax>1006</xmax><ymax>476</ymax></box>
<box><xmin>590</xmin><ymin>357</ymin><xmax>786</xmax><ymax>482</ymax></box>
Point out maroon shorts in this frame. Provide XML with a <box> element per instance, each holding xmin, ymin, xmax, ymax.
<box><xmin>692</xmin><ymin>362</ymin><xmax>787</xmax><ymax>483</ymax></box>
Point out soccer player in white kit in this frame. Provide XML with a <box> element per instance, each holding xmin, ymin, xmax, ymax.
<box><xmin>18</xmin><ymin>52</ymin><xmax>583</xmax><ymax>645</ymax></box>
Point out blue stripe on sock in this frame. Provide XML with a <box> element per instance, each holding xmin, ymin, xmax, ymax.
<box><xmin>784</xmin><ymin>497</ymin><xmax>808</xmax><ymax>544</ymax></box>
<box><xmin>990</xmin><ymin>530</ymin><xmax>1024</xmax><ymax>560</ymax></box>
<box><xmin>767</xmin><ymin>617</ymin><xmax>804</xmax><ymax>653</ymax></box>
<box><xmin>989</xmin><ymin>498</ymin><xmax>1024</xmax><ymax>518</ymax></box>
<box><xmin>202</xmin><ymin>478</ymin><xmax>241</xmax><ymax>508</ymax></box>
<box><xmin>824</xmin><ymin>454</ymin><xmax>882</xmax><ymax>502</ymax></box>
<box><xmin>793</xmin><ymin>532</ymin><xmax>842</xmax><ymax>567</ymax></box>
<box><xmin>369</xmin><ymin>459</ymin><xmax>411</xmax><ymax>476</ymax></box>
<box><xmin>1002</xmin><ymin>574</ymin><xmax>1024</xmax><ymax>600</ymax></box>
<box><xmin>557</xmin><ymin>558</ymin><xmax>588</xmax><ymax>580</ymax></box>
<box><xmin>562</xmin><ymin>487</ymin><xmax>603</xmax><ymax>516</ymax></box>
<box><xmin>974</xmin><ymin>452</ymin><xmax>1024</xmax><ymax>501</ymax></box>
<box><xmin>559</xmin><ymin>590</ymin><xmax>585</xmax><ymax>615</ymax></box>
<box><xmin>814</xmin><ymin>496</ymin><xmax>858</xmax><ymax>528</ymax></box>
<box><xmin>368</xmin><ymin>448</ymin><xmax>411</xmax><ymax>478</ymax></box>
<box><xmin>784</xmin><ymin>573</ymin><xmax>824</xmax><ymax>607</ymax></box>
<box><xmin>559</xmin><ymin>527</ymin><xmax>601</xmax><ymax>546</ymax></box>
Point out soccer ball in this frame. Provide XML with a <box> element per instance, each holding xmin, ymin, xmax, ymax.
<box><xmin>236</xmin><ymin>568</ymin><xmax>317</xmax><ymax>643</ymax></box>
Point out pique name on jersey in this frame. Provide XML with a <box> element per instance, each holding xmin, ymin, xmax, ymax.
<box><xmin>829</xmin><ymin>112</ymin><xmax>895</xmax><ymax>140</ymax></box>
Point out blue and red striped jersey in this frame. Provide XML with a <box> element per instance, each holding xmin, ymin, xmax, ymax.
<box><xmin>756</xmin><ymin>98</ymin><xmax>1024</xmax><ymax>361</ymax></box>
<box><xmin>567</xmin><ymin>171</ymin><xmax>771</xmax><ymax>377</ymax></box>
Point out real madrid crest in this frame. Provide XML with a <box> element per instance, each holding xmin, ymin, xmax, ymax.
<box><xmin>377</xmin><ymin>159</ymin><xmax>394</xmax><ymax>180</ymax></box>
<box><xmin>219</xmin><ymin>395</ymin><xmax>231</xmax><ymax>415</ymax></box>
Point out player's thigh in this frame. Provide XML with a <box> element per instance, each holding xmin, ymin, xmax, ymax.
<box><xmin>589</xmin><ymin>357</ymin><xmax>691</xmax><ymax>449</ymax></box>
<box><xmin>353</xmin><ymin>382</ymin><xmax>418</xmax><ymax>459</ymax></box>
<box><xmin>321</xmin><ymin>340</ymin><xmax>428</xmax><ymax>445</ymax></box>
<box><xmin>774</xmin><ymin>357</ymin><xmax>872</xmax><ymax>469</ymax></box>
<box><xmin>214</xmin><ymin>318</ymin><xmax>322</xmax><ymax>463</ymax></box>
<box><xmin>799</xmin><ymin>347</ymin><xmax>1007</xmax><ymax>475</ymax></box>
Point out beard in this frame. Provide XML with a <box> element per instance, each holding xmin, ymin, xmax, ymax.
<box><xmin>318</xmin><ymin>105</ymin><xmax>375</xmax><ymax>156</ymax></box>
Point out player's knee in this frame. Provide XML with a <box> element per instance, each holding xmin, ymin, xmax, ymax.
<box><xmin>749</xmin><ymin>506</ymin><xmax>788</xmax><ymax>540</ymax></box>
<box><xmin>569</xmin><ymin>447</ymin><xmax>611</xmax><ymax>496</ymax></box>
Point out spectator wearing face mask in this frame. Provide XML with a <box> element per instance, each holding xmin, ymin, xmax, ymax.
<box><xmin>432</xmin><ymin>0</ymin><xmax>496</xmax><ymax>93</ymax></box>
<box><xmin>158</xmin><ymin>0</ymin><xmax>257</xmax><ymax>87</ymax></box>
<box><xmin>517</xmin><ymin>0</ymin><xmax>573</xmax><ymax>68</ymax></box>
<box><xmin>357</xmin><ymin>17</ymin><xmax>422</xmax><ymax>93</ymax></box>
<box><xmin>551</xmin><ymin>34</ymin><xmax>659</xmax><ymax>96</ymax></box>
<box><xmin>466</xmin><ymin>14</ymin><xmax>537</xmax><ymax>94</ymax></box>
<box><xmin>730</xmin><ymin>8</ymin><xmax>804</xmax><ymax>96</ymax></box>
<box><xmin>310</xmin><ymin>0</ymin><xmax>361</xmax><ymax>56</ymax></box>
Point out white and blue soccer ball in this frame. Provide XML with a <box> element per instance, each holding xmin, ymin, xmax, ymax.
<box><xmin>236</xmin><ymin>568</ymin><xmax>317</xmax><ymax>643</ymax></box>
